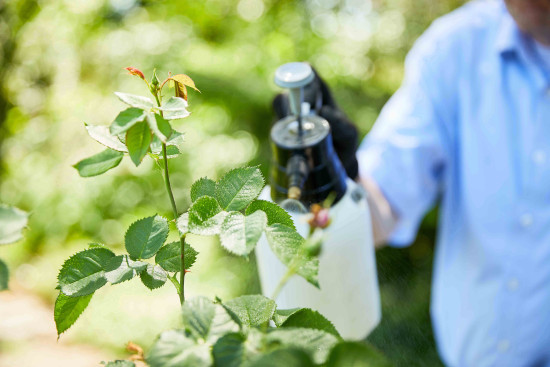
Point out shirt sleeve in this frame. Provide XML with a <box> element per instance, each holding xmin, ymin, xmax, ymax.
<box><xmin>357</xmin><ymin>29</ymin><xmax>455</xmax><ymax>247</ymax></box>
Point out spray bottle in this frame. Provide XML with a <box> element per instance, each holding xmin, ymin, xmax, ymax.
<box><xmin>255</xmin><ymin>62</ymin><xmax>381</xmax><ymax>339</ymax></box>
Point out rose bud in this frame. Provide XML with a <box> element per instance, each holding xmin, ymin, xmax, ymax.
<box><xmin>125</xmin><ymin>67</ymin><xmax>145</xmax><ymax>80</ymax></box>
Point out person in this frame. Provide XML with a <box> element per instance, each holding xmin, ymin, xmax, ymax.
<box><xmin>273</xmin><ymin>0</ymin><xmax>550</xmax><ymax>366</ymax></box>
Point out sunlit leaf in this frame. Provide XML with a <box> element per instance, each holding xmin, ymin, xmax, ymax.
<box><xmin>85</xmin><ymin>124</ymin><xmax>128</xmax><ymax>152</ymax></box>
<box><xmin>265</xmin><ymin>224</ymin><xmax>319</xmax><ymax>288</ymax></box>
<box><xmin>104</xmin><ymin>255</ymin><xmax>147</xmax><ymax>284</ymax></box>
<box><xmin>170</xmin><ymin>74</ymin><xmax>200</xmax><ymax>92</ymax></box>
<box><xmin>0</xmin><ymin>204</ymin><xmax>28</xmax><ymax>245</ymax></box>
<box><xmin>54</xmin><ymin>292</ymin><xmax>93</xmax><ymax>336</ymax></box>
<box><xmin>223</xmin><ymin>295</ymin><xmax>275</xmax><ymax>327</ymax></box>
<box><xmin>190</xmin><ymin>178</ymin><xmax>216</xmax><ymax>202</ymax></box>
<box><xmin>110</xmin><ymin>107</ymin><xmax>147</xmax><ymax>135</ymax></box>
<box><xmin>147</xmin><ymin>330</ymin><xmax>212</xmax><ymax>367</ymax></box>
<box><xmin>150</xmin><ymin>131</ymin><xmax>184</xmax><ymax>157</ymax></box>
<box><xmin>215</xmin><ymin>167</ymin><xmax>264</xmax><ymax>211</ymax></box>
<box><xmin>176</xmin><ymin>213</ymin><xmax>189</xmax><ymax>235</ymax></box>
<box><xmin>181</xmin><ymin>296</ymin><xmax>239</xmax><ymax>342</ymax></box>
<box><xmin>125</xmin><ymin>215</ymin><xmax>169</xmax><ymax>260</ymax></box>
<box><xmin>57</xmin><ymin>247</ymin><xmax>116</xmax><ymax>297</ymax></box>
<box><xmin>140</xmin><ymin>264</ymin><xmax>167</xmax><ymax>290</ymax></box>
<box><xmin>73</xmin><ymin>149</ymin><xmax>123</xmax><ymax>177</ymax></box>
<box><xmin>187</xmin><ymin>196</ymin><xmax>227</xmax><ymax>236</ymax></box>
<box><xmin>160</xmin><ymin>97</ymin><xmax>190</xmax><ymax>120</ymax></box>
<box><xmin>219</xmin><ymin>211</ymin><xmax>267</xmax><ymax>256</ymax></box>
<box><xmin>246</xmin><ymin>200</ymin><xmax>295</xmax><ymax>229</ymax></box>
<box><xmin>125</xmin><ymin>120</ymin><xmax>152</xmax><ymax>166</ymax></box>
<box><xmin>114</xmin><ymin>92</ymin><xmax>155</xmax><ymax>110</ymax></box>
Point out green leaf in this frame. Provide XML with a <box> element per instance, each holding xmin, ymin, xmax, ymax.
<box><xmin>125</xmin><ymin>215</ymin><xmax>169</xmax><ymax>260</ymax></box>
<box><xmin>190</xmin><ymin>178</ymin><xmax>216</xmax><ymax>202</ymax></box>
<box><xmin>73</xmin><ymin>149</ymin><xmax>123</xmax><ymax>177</ymax></box>
<box><xmin>279</xmin><ymin>308</ymin><xmax>340</xmax><ymax>338</ymax></box>
<box><xmin>220</xmin><ymin>211</ymin><xmax>267</xmax><ymax>256</ymax></box>
<box><xmin>114</xmin><ymin>92</ymin><xmax>155</xmax><ymax>110</ymax></box>
<box><xmin>54</xmin><ymin>292</ymin><xmax>93</xmax><ymax>336</ymax></box>
<box><xmin>0</xmin><ymin>259</ymin><xmax>8</xmax><ymax>291</ymax></box>
<box><xmin>265</xmin><ymin>328</ymin><xmax>338</xmax><ymax>364</ymax></box>
<box><xmin>104</xmin><ymin>255</ymin><xmax>147</xmax><ymax>284</ymax></box>
<box><xmin>57</xmin><ymin>247</ymin><xmax>116</xmax><ymax>297</ymax></box>
<box><xmin>176</xmin><ymin>213</ymin><xmax>189</xmax><ymax>235</ymax></box>
<box><xmin>182</xmin><ymin>296</ymin><xmax>239</xmax><ymax>342</ymax></box>
<box><xmin>325</xmin><ymin>342</ymin><xmax>392</xmax><ymax>367</ymax></box>
<box><xmin>140</xmin><ymin>264</ymin><xmax>167</xmax><ymax>290</ymax></box>
<box><xmin>102</xmin><ymin>361</ymin><xmax>135</xmax><ymax>367</ymax></box>
<box><xmin>246</xmin><ymin>348</ymin><xmax>314</xmax><ymax>367</ymax></box>
<box><xmin>188</xmin><ymin>196</ymin><xmax>227</xmax><ymax>236</ymax></box>
<box><xmin>0</xmin><ymin>204</ymin><xmax>28</xmax><ymax>245</ymax></box>
<box><xmin>212</xmin><ymin>333</ymin><xmax>248</xmax><ymax>367</ymax></box>
<box><xmin>126</xmin><ymin>120</ymin><xmax>152</xmax><ymax>166</ymax></box>
<box><xmin>147</xmin><ymin>113</ymin><xmax>172</xmax><ymax>143</ymax></box>
<box><xmin>85</xmin><ymin>124</ymin><xmax>128</xmax><ymax>152</ymax></box>
<box><xmin>155</xmin><ymin>241</ymin><xmax>198</xmax><ymax>273</ymax></box>
<box><xmin>110</xmin><ymin>107</ymin><xmax>147</xmax><ymax>135</ymax></box>
<box><xmin>265</xmin><ymin>224</ymin><xmax>319</xmax><ymax>288</ymax></box>
<box><xmin>160</xmin><ymin>97</ymin><xmax>190</xmax><ymax>120</ymax></box>
<box><xmin>272</xmin><ymin>308</ymin><xmax>301</xmax><ymax>327</ymax></box>
<box><xmin>246</xmin><ymin>200</ymin><xmax>295</xmax><ymax>229</ymax></box>
<box><xmin>223</xmin><ymin>295</ymin><xmax>276</xmax><ymax>328</ymax></box>
<box><xmin>147</xmin><ymin>330</ymin><xmax>212</xmax><ymax>367</ymax></box>
<box><xmin>150</xmin><ymin>131</ymin><xmax>184</xmax><ymax>157</ymax></box>
<box><xmin>215</xmin><ymin>167</ymin><xmax>264</xmax><ymax>211</ymax></box>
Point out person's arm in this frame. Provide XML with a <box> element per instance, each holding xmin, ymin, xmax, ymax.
<box><xmin>361</xmin><ymin>176</ymin><xmax>398</xmax><ymax>248</ymax></box>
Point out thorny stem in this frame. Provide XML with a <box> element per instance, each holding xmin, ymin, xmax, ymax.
<box><xmin>154</xmin><ymin>87</ymin><xmax>186</xmax><ymax>305</ymax></box>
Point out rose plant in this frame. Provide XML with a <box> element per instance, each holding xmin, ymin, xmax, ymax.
<box><xmin>54</xmin><ymin>67</ymin><xmax>390</xmax><ymax>367</ymax></box>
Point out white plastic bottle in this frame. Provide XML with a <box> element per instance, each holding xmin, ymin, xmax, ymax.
<box><xmin>255</xmin><ymin>178</ymin><xmax>381</xmax><ymax>340</ymax></box>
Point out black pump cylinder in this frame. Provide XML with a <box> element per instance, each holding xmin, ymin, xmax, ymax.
<box><xmin>270</xmin><ymin>114</ymin><xmax>347</xmax><ymax>208</ymax></box>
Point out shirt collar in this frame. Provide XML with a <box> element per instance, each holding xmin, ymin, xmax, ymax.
<box><xmin>495</xmin><ymin>4</ymin><xmax>549</xmax><ymax>90</ymax></box>
<box><xmin>495</xmin><ymin>8</ymin><xmax>518</xmax><ymax>55</ymax></box>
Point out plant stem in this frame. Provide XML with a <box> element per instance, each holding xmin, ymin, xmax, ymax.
<box><xmin>271</xmin><ymin>257</ymin><xmax>300</xmax><ymax>301</ymax></box>
<box><xmin>154</xmin><ymin>88</ymin><xmax>186</xmax><ymax>305</ymax></box>
<box><xmin>180</xmin><ymin>234</ymin><xmax>186</xmax><ymax>304</ymax></box>
<box><xmin>161</xmin><ymin>142</ymin><xmax>187</xmax><ymax>304</ymax></box>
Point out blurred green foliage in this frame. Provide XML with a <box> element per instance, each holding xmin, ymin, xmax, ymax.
<box><xmin>0</xmin><ymin>0</ymin><xmax>465</xmax><ymax>365</ymax></box>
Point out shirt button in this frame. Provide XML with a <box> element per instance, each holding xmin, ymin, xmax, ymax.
<box><xmin>520</xmin><ymin>213</ymin><xmax>533</xmax><ymax>228</ymax></box>
<box><xmin>533</xmin><ymin>150</ymin><xmax>546</xmax><ymax>165</ymax></box>
<box><xmin>497</xmin><ymin>340</ymin><xmax>510</xmax><ymax>352</ymax></box>
<box><xmin>507</xmin><ymin>278</ymin><xmax>519</xmax><ymax>291</ymax></box>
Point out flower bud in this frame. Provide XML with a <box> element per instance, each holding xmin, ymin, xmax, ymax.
<box><xmin>125</xmin><ymin>67</ymin><xmax>145</xmax><ymax>80</ymax></box>
<box><xmin>307</xmin><ymin>203</ymin><xmax>331</xmax><ymax>229</ymax></box>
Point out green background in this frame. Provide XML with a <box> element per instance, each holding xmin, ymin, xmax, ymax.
<box><xmin>0</xmin><ymin>0</ymin><xmax>465</xmax><ymax>365</ymax></box>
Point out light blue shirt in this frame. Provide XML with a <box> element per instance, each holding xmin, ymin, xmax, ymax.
<box><xmin>357</xmin><ymin>1</ymin><xmax>550</xmax><ymax>366</ymax></box>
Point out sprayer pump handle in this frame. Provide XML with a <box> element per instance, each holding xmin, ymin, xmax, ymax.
<box><xmin>274</xmin><ymin>62</ymin><xmax>314</xmax><ymax>89</ymax></box>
